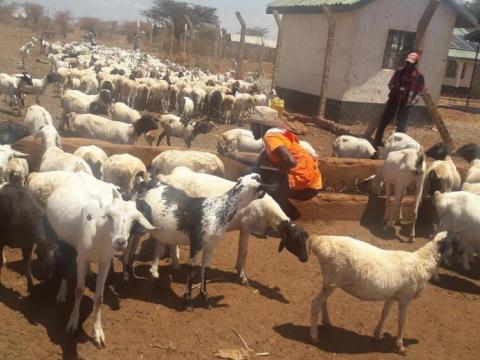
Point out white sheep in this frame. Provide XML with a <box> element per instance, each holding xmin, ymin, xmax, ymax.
<box><xmin>61</xmin><ymin>89</ymin><xmax>112</xmax><ymax>130</ymax></box>
<box><xmin>126</xmin><ymin>173</ymin><xmax>267</xmax><ymax>310</ymax></box>
<box><xmin>73</xmin><ymin>145</ymin><xmax>108</xmax><ymax>179</ymax></box>
<box><xmin>359</xmin><ymin>148</ymin><xmax>426</xmax><ymax>242</ymax></box>
<box><xmin>23</xmin><ymin>104</ymin><xmax>54</xmax><ymax>135</ymax></box>
<box><xmin>147</xmin><ymin>80</ymin><xmax>170</xmax><ymax>112</ymax></box>
<box><xmin>0</xmin><ymin>145</ymin><xmax>28</xmax><ymax>184</ymax></box>
<box><xmin>309</xmin><ymin>232</ymin><xmax>458</xmax><ymax>355</ymax></box>
<box><xmin>102</xmin><ymin>154</ymin><xmax>147</xmax><ymax>198</ymax></box>
<box><xmin>47</xmin><ymin>172</ymin><xmax>156</xmax><ymax>346</ymax></box>
<box><xmin>157</xmin><ymin>114</ymin><xmax>215</xmax><ymax>148</ymax></box>
<box><xmin>332</xmin><ymin>135</ymin><xmax>377</xmax><ymax>159</ymax></box>
<box><xmin>67</xmin><ymin>112</ymin><xmax>158</xmax><ymax>145</ymax></box>
<box><xmin>424</xmin><ymin>143</ymin><xmax>461</xmax><ymax>196</ymax></box>
<box><xmin>233</xmin><ymin>93</ymin><xmax>255</xmax><ymax>121</ymax></box>
<box><xmin>452</xmin><ymin>143</ymin><xmax>480</xmax><ymax>195</ymax></box>
<box><xmin>79</xmin><ymin>74</ymin><xmax>99</xmax><ymax>95</ymax></box>
<box><xmin>435</xmin><ymin>191</ymin><xmax>480</xmax><ymax>272</ymax></box>
<box><xmin>4</xmin><ymin>157</ymin><xmax>29</xmax><ymax>186</ymax></box>
<box><xmin>19</xmin><ymin>73</ymin><xmax>56</xmax><ymax>104</ymax></box>
<box><xmin>150</xmin><ymin>150</ymin><xmax>225</xmax><ymax>177</ymax></box>
<box><xmin>177</xmin><ymin>96</ymin><xmax>194</xmax><ymax>120</ymax></box>
<box><xmin>155</xmin><ymin>167</ymin><xmax>309</xmax><ymax>284</ymax></box>
<box><xmin>382</xmin><ymin>133</ymin><xmax>420</xmax><ymax>159</ymax></box>
<box><xmin>18</xmin><ymin>41</ymin><xmax>34</xmax><ymax>70</ymax></box>
<box><xmin>0</xmin><ymin>72</ymin><xmax>33</xmax><ymax>111</ymax></box>
<box><xmin>34</xmin><ymin>125</ymin><xmax>93</xmax><ymax>175</ymax></box>
<box><xmin>191</xmin><ymin>87</ymin><xmax>206</xmax><ymax>116</ymax></box>
<box><xmin>111</xmin><ymin>102</ymin><xmax>141</xmax><ymax>124</ymax></box>
<box><xmin>26</xmin><ymin>171</ymin><xmax>74</xmax><ymax>208</ymax></box>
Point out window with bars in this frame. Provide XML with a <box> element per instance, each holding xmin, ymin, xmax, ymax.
<box><xmin>382</xmin><ymin>30</ymin><xmax>416</xmax><ymax>69</ymax></box>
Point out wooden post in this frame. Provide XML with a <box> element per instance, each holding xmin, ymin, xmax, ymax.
<box><xmin>169</xmin><ymin>17</ymin><xmax>175</xmax><ymax>58</ymax></box>
<box><xmin>216</xmin><ymin>23</ymin><xmax>223</xmax><ymax>70</ymax></box>
<box><xmin>271</xmin><ymin>10</ymin><xmax>283</xmax><ymax>92</ymax></box>
<box><xmin>258</xmin><ymin>37</ymin><xmax>265</xmax><ymax>74</ymax></box>
<box><xmin>317</xmin><ymin>5</ymin><xmax>336</xmax><ymax>119</ymax></box>
<box><xmin>422</xmin><ymin>89</ymin><xmax>455</xmax><ymax>148</ymax></box>
<box><xmin>236</xmin><ymin>11</ymin><xmax>246</xmax><ymax>79</ymax></box>
<box><xmin>414</xmin><ymin>0</ymin><xmax>440</xmax><ymax>50</ymax></box>
<box><xmin>184</xmin><ymin>15</ymin><xmax>193</xmax><ymax>64</ymax></box>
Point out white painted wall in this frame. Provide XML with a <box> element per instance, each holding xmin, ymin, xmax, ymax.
<box><xmin>276</xmin><ymin>0</ymin><xmax>460</xmax><ymax>105</ymax></box>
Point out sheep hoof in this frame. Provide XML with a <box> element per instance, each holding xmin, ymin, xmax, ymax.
<box><xmin>66</xmin><ymin>317</ymin><xmax>78</xmax><ymax>335</ymax></box>
<box><xmin>200</xmin><ymin>292</ymin><xmax>212</xmax><ymax>309</ymax></box>
<box><xmin>408</xmin><ymin>236</ymin><xmax>415</xmax><ymax>243</ymax></box>
<box><xmin>239</xmin><ymin>277</ymin><xmax>249</xmax><ymax>287</ymax></box>
<box><xmin>94</xmin><ymin>328</ymin><xmax>106</xmax><ymax>348</ymax></box>
<box><xmin>373</xmin><ymin>330</ymin><xmax>382</xmax><ymax>342</ymax></box>
<box><xmin>184</xmin><ymin>295</ymin><xmax>194</xmax><ymax>312</ymax></box>
<box><xmin>311</xmin><ymin>334</ymin><xmax>320</xmax><ymax>345</ymax></box>
<box><xmin>149</xmin><ymin>268</ymin><xmax>160</xmax><ymax>279</ymax></box>
<box><xmin>396</xmin><ymin>342</ymin><xmax>406</xmax><ymax>355</ymax></box>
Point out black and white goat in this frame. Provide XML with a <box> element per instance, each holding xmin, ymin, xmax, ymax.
<box><xmin>126</xmin><ymin>173</ymin><xmax>271</xmax><ymax>310</ymax></box>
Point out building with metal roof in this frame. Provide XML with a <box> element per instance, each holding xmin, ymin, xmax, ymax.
<box><xmin>265</xmin><ymin>0</ymin><xmax>478</xmax><ymax>119</ymax></box>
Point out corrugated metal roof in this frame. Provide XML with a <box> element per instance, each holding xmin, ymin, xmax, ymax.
<box><xmin>266</xmin><ymin>0</ymin><xmax>478</xmax><ymax>27</ymax></box>
<box><xmin>230</xmin><ymin>34</ymin><xmax>277</xmax><ymax>49</ymax></box>
<box><xmin>448</xmin><ymin>28</ymin><xmax>479</xmax><ymax>60</ymax></box>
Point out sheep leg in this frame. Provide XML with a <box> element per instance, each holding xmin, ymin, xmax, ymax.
<box><xmin>392</xmin><ymin>188</ymin><xmax>405</xmax><ymax>226</ymax></box>
<box><xmin>122</xmin><ymin>233</ymin><xmax>141</xmax><ymax>282</ymax></box>
<box><xmin>234</xmin><ymin>229</ymin><xmax>250</xmax><ymax>286</ymax></box>
<box><xmin>149</xmin><ymin>242</ymin><xmax>166</xmax><ymax>278</ymax></box>
<box><xmin>374</xmin><ymin>299</ymin><xmax>394</xmax><ymax>340</ymax></box>
<box><xmin>66</xmin><ymin>259</ymin><xmax>87</xmax><ymax>335</ymax></box>
<box><xmin>200</xmin><ymin>253</ymin><xmax>212</xmax><ymax>309</ymax></box>
<box><xmin>21</xmin><ymin>245</ymin><xmax>34</xmax><ymax>293</ymax></box>
<box><xmin>184</xmin><ymin>258</ymin><xmax>195</xmax><ymax>311</ymax></box>
<box><xmin>383</xmin><ymin>182</ymin><xmax>392</xmax><ymax>229</ymax></box>
<box><xmin>410</xmin><ymin>176</ymin><xmax>425</xmax><ymax>242</ymax></box>
<box><xmin>310</xmin><ymin>285</ymin><xmax>335</xmax><ymax>344</ymax></box>
<box><xmin>166</xmin><ymin>135</ymin><xmax>171</xmax><ymax>147</ymax></box>
<box><xmin>396</xmin><ymin>301</ymin><xmax>410</xmax><ymax>355</ymax></box>
<box><xmin>462</xmin><ymin>251</ymin><xmax>472</xmax><ymax>272</ymax></box>
<box><xmin>92</xmin><ymin>261</ymin><xmax>110</xmax><ymax>347</ymax></box>
<box><xmin>156</xmin><ymin>131</ymin><xmax>167</xmax><ymax>146</ymax></box>
<box><xmin>170</xmin><ymin>245</ymin><xmax>180</xmax><ymax>270</ymax></box>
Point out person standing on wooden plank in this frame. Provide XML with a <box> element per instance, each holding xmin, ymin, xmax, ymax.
<box><xmin>372</xmin><ymin>52</ymin><xmax>425</xmax><ymax>148</ymax></box>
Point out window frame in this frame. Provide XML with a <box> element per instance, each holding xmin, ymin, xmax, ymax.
<box><xmin>382</xmin><ymin>29</ymin><xmax>416</xmax><ymax>70</ymax></box>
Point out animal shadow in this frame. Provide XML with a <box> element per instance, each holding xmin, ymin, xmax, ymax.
<box><xmin>432</xmin><ymin>273</ymin><xmax>480</xmax><ymax>295</ymax></box>
<box><xmin>273</xmin><ymin>323</ymin><xmax>418</xmax><ymax>355</ymax></box>
<box><xmin>0</xmin><ymin>280</ymin><xmax>93</xmax><ymax>359</ymax></box>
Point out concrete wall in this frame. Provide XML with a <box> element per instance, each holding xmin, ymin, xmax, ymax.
<box><xmin>276</xmin><ymin>0</ymin><xmax>459</xmax><ymax>105</ymax></box>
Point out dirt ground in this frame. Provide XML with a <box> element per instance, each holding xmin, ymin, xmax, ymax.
<box><xmin>0</xmin><ymin>21</ymin><xmax>480</xmax><ymax>360</ymax></box>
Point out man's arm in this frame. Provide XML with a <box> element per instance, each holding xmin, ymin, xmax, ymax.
<box><xmin>273</xmin><ymin>145</ymin><xmax>297</xmax><ymax>171</ymax></box>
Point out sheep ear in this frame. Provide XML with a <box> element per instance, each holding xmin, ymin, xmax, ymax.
<box><xmin>136</xmin><ymin>212</ymin><xmax>157</xmax><ymax>231</ymax></box>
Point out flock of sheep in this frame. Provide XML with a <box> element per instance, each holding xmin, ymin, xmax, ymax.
<box><xmin>0</xmin><ymin>37</ymin><xmax>476</xmax><ymax>356</ymax></box>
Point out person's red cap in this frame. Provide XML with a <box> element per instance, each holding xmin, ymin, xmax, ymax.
<box><xmin>406</xmin><ymin>52</ymin><xmax>420</xmax><ymax>64</ymax></box>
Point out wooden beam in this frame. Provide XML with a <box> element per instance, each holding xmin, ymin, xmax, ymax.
<box><xmin>317</xmin><ymin>5</ymin><xmax>336</xmax><ymax>119</ymax></box>
<box><xmin>271</xmin><ymin>10</ymin><xmax>283</xmax><ymax>92</ymax></box>
<box><xmin>414</xmin><ymin>0</ymin><xmax>440</xmax><ymax>50</ymax></box>
<box><xmin>169</xmin><ymin>17</ymin><xmax>175</xmax><ymax>58</ymax></box>
<box><xmin>235</xmin><ymin>11</ymin><xmax>246</xmax><ymax>78</ymax></box>
<box><xmin>422</xmin><ymin>89</ymin><xmax>455</xmax><ymax>148</ymax></box>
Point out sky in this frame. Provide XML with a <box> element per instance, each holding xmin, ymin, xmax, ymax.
<box><xmin>28</xmin><ymin>0</ymin><xmax>278</xmax><ymax>38</ymax></box>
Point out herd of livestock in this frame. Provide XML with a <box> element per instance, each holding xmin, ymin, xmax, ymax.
<box><xmin>0</xmin><ymin>38</ymin><xmax>478</xmax><ymax>356</ymax></box>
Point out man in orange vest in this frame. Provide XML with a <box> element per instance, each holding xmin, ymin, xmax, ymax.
<box><xmin>249</xmin><ymin>107</ymin><xmax>322</xmax><ymax>220</ymax></box>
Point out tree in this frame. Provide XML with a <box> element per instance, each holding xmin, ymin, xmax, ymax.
<box><xmin>463</xmin><ymin>0</ymin><xmax>480</xmax><ymax>20</ymax></box>
<box><xmin>246</xmin><ymin>27</ymin><xmax>269</xmax><ymax>38</ymax></box>
<box><xmin>54</xmin><ymin>11</ymin><xmax>72</xmax><ymax>37</ymax></box>
<box><xmin>142</xmin><ymin>0</ymin><xmax>218</xmax><ymax>42</ymax></box>
<box><xmin>24</xmin><ymin>2</ymin><xmax>44</xmax><ymax>29</ymax></box>
<box><xmin>0</xmin><ymin>0</ymin><xmax>16</xmax><ymax>22</ymax></box>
